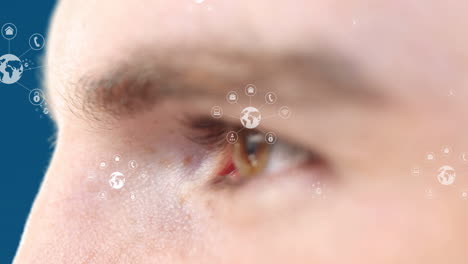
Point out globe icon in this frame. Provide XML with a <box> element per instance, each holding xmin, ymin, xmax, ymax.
<box><xmin>437</xmin><ymin>165</ymin><xmax>456</xmax><ymax>185</ymax></box>
<box><xmin>0</xmin><ymin>54</ymin><xmax>23</xmax><ymax>84</ymax></box>
<box><xmin>240</xmin><ymin>106</ymin><xmax>262</xmax><ymax>129</ymax></box>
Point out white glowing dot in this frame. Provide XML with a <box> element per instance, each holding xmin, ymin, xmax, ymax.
<box><xmin>99</xmin><ymin>162</ymin><xmax>107</xmax><ymax>168</ymax></box>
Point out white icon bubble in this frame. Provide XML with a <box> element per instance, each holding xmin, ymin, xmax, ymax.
<box><xmin>29</xmin><ymin>33</ymin><xmax>45</xmax><ymax>50</ymax></box>
<box><xmin>99</xmin><ymin>162</ymin><xmax>107</xmax><ymax>169</ymax></box>
<box><xmin>113</xmin><ymin>155</ymin><xmax>121</xmax><ymax>162</ymax></box>
<box><xmin>109</xmin><ymin>171</ymin><xmax>126</xmax><ymax>189</ymax></box>
<box><xmin>28</xmin><ymin>89</ymin><xmax>44</xmax><ymax>105</ymax></box>
<box><xmin>315</xmin><ymin>187</ymin><xmax>322</xmax><ymax>195</ymax></box>
<box><xmin>411</xmin><ymin>167</ymin><xmax>421</xmax><ymax>176</ymax></box>
<box><xmin>226</xmin><ymin>131</ymin><xmax>239</xmax><ymax>144</ymax></box>
<box><xmin>278</xmin><ymin>106</ymin><xmax>291</xmax><ymax>119</ymax></box>
<box><xmin>441</xmin><ymin>146</ymin><xmax>451</xmax><ymax>156</ymax></box>
<box><xmin>211</xmin><ymin>106</ymin><xmax>223</xmax><ymax>118</ymax></box>
<box><xmin>226</xmin><ymin>91</ymin><xmax>238</xmax><ymax>104</ymax></box>
<box><xmin>461</xmin><ymin>190</ymin><xmax>468</xmax><ymax>200</ymax></box>
<box><xmin>461</xmin><ymin>152</ymin><xmax>468</xmax><ymax>162</ymax></box>
<box><xmin>43</xmin><ymin>108</ymin><xmax>49</xmax><ymax>115</ymax></box>
<box><xmin>436</xmin><ymin>165</ymin><xmax>456</xmax><ymax>186</ymax></box>
<box><xmin>240</xmin><ymin>106</ymin><xmax>261</xmax><ymax>129</ymax></box>
<box><xmin>265</xmin><ymin>132</ymin><xmax>277</xmax><ymax>144</ymax></box>
<box><xmin>0</xmin><ymin>54</ymin><xmax>23</xmax><ymax>84</ymax></box>
<box><xmin>130</xmin><ymin>192</ymin><xmax>136</xmax><ymax>200</ymax></box>
<box><xmin>425</xmin><ymin>188</ymin><xmax>433</xmax><ymax>199</ymax></box>
<box><xmin>99</xmin><ymin>191</ymin><xmax>106</xmax><ymax>200</ymax></box>
<box><xmin>1</xmin><ymin>23</ymin><xmax>17</xmax><ymax>40</ymax></box>
<box><xmin>426</xmin><ymin>152</ymin><xmax>435</xmax><ymax>161</ymax></box>
<box><xmin>245</xmin><ymin>84</ymin><xmax>257</xmax><ymax>96</ymax></box>
<box><xmin>265</xmin><ymin>92</ymin><xmax>277</xmax><ymax>104</ymax></box>
<box><xmin>128</xmin><ymin>160</ymin><xmax>138</xmax><ymax>169</ymax></box>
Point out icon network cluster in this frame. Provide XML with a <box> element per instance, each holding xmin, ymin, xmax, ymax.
<box><xmin>412</xmin><ymin>146</ymin><xmax>468</xmax><ymax>200</ymax></box>
<box><xmin>0</xmin><ymin>22</ymin><xmax>48</xmax><ymax>116</ymax></box>
<box><xmin>210</xmin><ymin>84</ymin><xmax>291</xmax><ymax>145</ymax></box>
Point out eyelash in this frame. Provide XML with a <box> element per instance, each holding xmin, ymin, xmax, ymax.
<box><xmin>182</xmin><ymin>115</ymin><xmax>235</xmax><ymax>149</ymax></box>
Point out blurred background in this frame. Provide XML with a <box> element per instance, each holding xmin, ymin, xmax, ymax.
<box><xmin>0</xmin><ymin>0</ymin><xmax>56</xmax><ymax>263</ymax></box>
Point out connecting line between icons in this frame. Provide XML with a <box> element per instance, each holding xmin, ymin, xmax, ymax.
<box><xmin>263</xmin><ymin>114</ymin><xmax>279</xmax><ymax>120</ymax></box>
<box><xmin>223</xmin><ymin>114</ymin><xmax>240</xmax><ymax>121</ymax></box>
<box><xmin>8</xmin><ymin>40</ymin><xmax>10</xmax><ymax>53</ymax></box>
<box><xmin>24</xmin><ymin>65</ymin><xmax>43</xmax><ymax>71</ymax></box>
<box><xmin>19</xmin><ymin>48</ymin><xmax>31</xmax><ymax>58</ymax></box>
<box><xmin>16</xmin><ymin>81</ymin><xmax>31</xmax><ymax>91</ymax></box>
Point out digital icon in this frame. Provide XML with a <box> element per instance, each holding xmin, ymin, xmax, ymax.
<box><xmin>113</xmin><ymin>155</ymin><xmax>121</xmax><ymax>162</ymax></box>
<box><xmin>29</xmin><ymin>33</ymin><xmax>45</xmax><ymax>50</ymax></box>
<box><xmin>99</xmin><ymin>191</ymin><xmax>107</xmax><ymax>200</ymax></box>
<box><xmin>226</xmin><ymin>91</ymin><xmax>238</xmax><ymax>103</ymax></box>
<box><xmin>0</xmin><ymin>54</ymin><xmax>23</xmax><ymax>84</ymax></box>
<box><xmin>411</xmin><ymin>167</ymin><xmax>421</xmax><ymax>176</ymax></box>
<box><xmin>265</xmin><ymin>132</ymin><xmax>277</xmax><ymax>144</ymax></box>
<box><xmin>425</xmin><ymin>188</ymin><xmax>433</xmax><ymax>199</ymax></box>
<box><xmin>265</xmin><ymin>92</ymin><xmax>277</xmax><ymax>104</ymax></box>
<box><xmin>441</xmin><ymin>146</ymin><xmax>451</xmax><ymax>156</ymax></box>
<box><xmin>28</xmin><ymin>89</ymin><xmax>44</xmax><ymax>105</ymax></box>
<box><xmin>245</xmin><ymin>84</ymin><xmax>256</xmax><ymax>96</ymax></box>
<box><xmin>130</xmin><ymin>192</ymin><xmax>136</xmax><ymax>200</ymax></box>
<box><xmin>99</xmin><ymin>161</ymin><xmax>107</xmax><ymax>169</ymax></box>
<box><xmin>226</xmin><ymin>131</ymin><xmax>239</xmax><ymax>144</ymax></box>
<box><xmin>461</xmin><ymin>152</ymin><xmax>468</xmax><ymax>162</ymax></box>
<box><xmin>461</xmin><ymin>189</ymin><xmax>468</xmax><ymax>200</ymax></box>
<box><xmin>128</xmin><ymin>160</ymin><xmax>138</xmax><ymax>169</ymax></box>
<box><xmin>211</xmin><ymin>106</ymin><xmax>223</xmax><ymax>118</ymax></box>
<box><xmin>109</xmin><ymin>171</ymin><xmax>126</xmax><ymax>189</ymax></box>
<box><xmin>1</xmin><ymin>23</ymin><xmax>17</xmax><ymax>40</ymax></box>
<box><xmin>278</xmin><ymin>106</ymin><xmax>291</xmax><ymax>119</ymax></box>
<box><xmin>425</xmin><ymin>152</ymin><xmax>435</xmax><ymax>161</ymax></box>
<box><xmin>240</xmin><ymin>106</ymin><xmax>262</xmax><ymax>129</ymax></box>
<box><xmin>436</xmin><ymin>165</ymin><xmax>456</xmax><ymax>185</ymax></box>
<box><xmin>43</xmin><ymin>107</ymin><xmax>49</xmax><ymax>115</ymax></box>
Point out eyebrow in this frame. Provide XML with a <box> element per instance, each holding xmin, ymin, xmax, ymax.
<box><xmin>64</xmin><ymin>46</ymin><xmax>388</xmax><ymax>121</ymax></box>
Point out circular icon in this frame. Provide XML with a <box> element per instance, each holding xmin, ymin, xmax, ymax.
<box><xmin>226</xmin><ymin>131</ymin><xmax>239</xmax><ymax>144</ymax></box>
<box><xmin>265</xmin><ymin>92</ymin><xmax>277</xmax><ymax>104</ymax></box>
<box><xmin>461</xmin><ymin>152</ymin><xmax>468</xmax><ymax>163</ymax></box>
<box><xmin>265</xmin><ymin>132</ymin><xmax>277</xmax><ymax>144</ymax></box>
<box><xmin>0</xmin><ymin>54</ymin><xmax>23</xmax><ymax>84</ymax></box>
<box><xmin>425</xmin><ymin>152</ymin><xmax>435</xmax><ymax>161</ymax></box>
<box><xmin>1</xmin><ymin>23</ymin><xmax>17</xmax><ymax>40</ymax></box>
<box><xmin>99</xmin><ymin>161</ymin><xmax>107</xmax><ymax>169</ymax></box>
<box><xmin>226</xmin><ymin>91</ymin><xmax>238</xmax><ymax>104</ymax></box>
<box><xmin>461</xmin><ymin>189</ymin><xmax>468</xmax><ymax>200</ymax></box>
<box><xmin>436</xmin><ymin>165</ymin><xmax>456</xmax><ymax>185</ymax></box>
<box><xmin>28</xmin><ymin>89</ymin><xmax>44</xmax><ymax>105</ymax></box>
<box><xmin>240</xmin><ymin>106</ymin><xmax>262</xmax><ymax>129</ymax></box>
<box><xmin>278</xmin><ymin>106</ymin><xmax>291</xmax><ymax>119</ymax></box>
<box><xmin>113</xmin><ymin>155</ymin><xmax>121</xmax><ymax>163</ymax></box>
<box><xmin>441</xmin><ymin>146</ymin><xmax>451</xmax><ymax>156</ymax></box>
<box><xmin>211</xmin><ymin>106</ymin><xmax>223</xmax><ymax>118</ymax></box>
<box><xmin>128</xmin><ymin>160</ymin><xmax>138</xmax><ymax>169</ymax></box>
<box><xmin>29</xmin><ymin>33</ymin><xmax>45</xmax><ymax>50</ymax></box>
<box><xmin>130</xmin><ymin>192</ymin><xmax>136</xmax><ymax>200</ymax></box>
<box><xmin>109</xmin><ymin>171</ymin><xmax>126</xmax><ymax>189</ymax></box>
<box><xmin>245</xmin><ymin>84</ymin><xmax>257</xmax><ymax>96</ymax></box>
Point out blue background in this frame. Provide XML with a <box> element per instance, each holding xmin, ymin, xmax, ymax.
<box><xmin>0</xmin><ymin>0</ymin><xmax>56</xmax><ymax>263</ymax></box>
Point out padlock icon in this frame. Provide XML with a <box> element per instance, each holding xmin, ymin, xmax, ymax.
<box><xmin>33</xmin><ymin>91</ymin><xmax>41</xmax><ymax>103</ymax></box>
<box><xmin>265</xmin><ymin>132</ymin><xmax>276</xmax><ymax>144</ymax></box>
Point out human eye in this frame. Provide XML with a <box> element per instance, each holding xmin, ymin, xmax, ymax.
<box><xmin>182</xmin><ymin>115</ymin><xmax>330</xmax><ymax>195</ymax></box>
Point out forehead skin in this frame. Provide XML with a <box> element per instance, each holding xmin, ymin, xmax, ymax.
<box><xmin>47</xmin><ymin>0</ymin><xmax>468</xmax><ymax>119</ymax></box>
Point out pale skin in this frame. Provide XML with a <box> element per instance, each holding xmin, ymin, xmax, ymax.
<box><xmin>13</xmin><ymin>0</ymin><xmax>468</xmax><ymax>263</ymax></box>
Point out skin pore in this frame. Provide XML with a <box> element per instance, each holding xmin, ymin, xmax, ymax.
<box><xmin>14</xmin><ymin>0</ymin><xmax>468</xmax><ymax>263</ymax></box>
